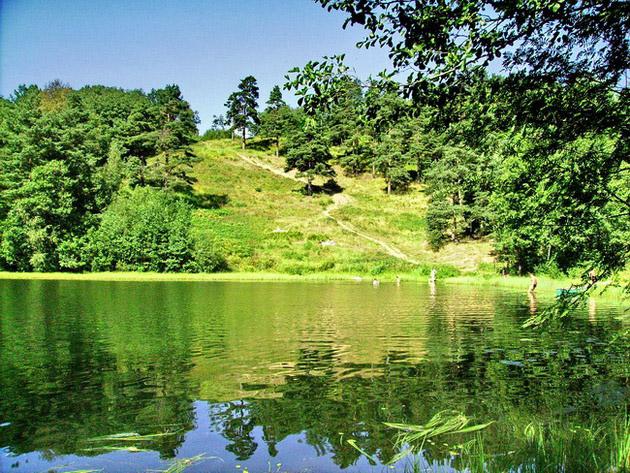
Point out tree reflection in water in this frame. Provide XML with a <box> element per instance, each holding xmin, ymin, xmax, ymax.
<box><xmin>0</xmin><ymin>280</ymin><xmax>627</xmax><ymax>472</ymax></box>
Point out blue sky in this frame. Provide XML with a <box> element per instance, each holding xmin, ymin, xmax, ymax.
<box><xmin>0</xmin><ymin>0</ymin><xmax>391</xmax><ymax>130</ymax></box>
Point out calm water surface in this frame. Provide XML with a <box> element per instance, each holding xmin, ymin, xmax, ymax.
<box><xmin>0</xmin><ymin>280</ymin><xmax>627</xmax><ymax>472</ymax></box>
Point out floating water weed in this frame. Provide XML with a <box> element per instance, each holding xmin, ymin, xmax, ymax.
<box><xmin>346</xmin><ymin>439</ymin><xmax>379</xmax><ymax>465</ymax></box>
<box><xmin>82</xmin><ymin>431</ymin><xmax>183</xmax><ymax>455</ymax></box>
<box><xmin>384</xmin><ymin>410</ymin><xmax>493</xmax><ymax>454</ymax></box>
<box><xmin>55</xmin><ymin>470</ymin><xmax>103</xmax><ymax>473</ymax></box>
<box><xmin>152</xmin><ymin>454</ymin><xmax>207</xmax><ymax>473</ymax></box>
<box><xmin>348</xmin><ymin>410</ymin><xmax>493</xmax><ymax>466</ymax></box>
<box><xmin>87</xmin><ymin>431</ymin><xmax>181</xmax><ymax>442</ymax></box>
<box><xmin>81</xmin><ymin>446</ymin><xmax>151</xmax><ymax>453</ymax></box>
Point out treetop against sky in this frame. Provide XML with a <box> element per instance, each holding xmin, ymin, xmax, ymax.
<box><xmin>0</xmin><ymin>0</ymin><xmax>391</xmax><ymax>130</ymax></box>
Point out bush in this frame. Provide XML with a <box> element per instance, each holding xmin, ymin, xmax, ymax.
<box><xmin>426</xmin><ymin>200</ymin><xmax>455</xmax><ymax>250</ymax></box>
<box><xmin>86</xmin><ymin>187</ymin><xmax>226</xmax><ymax>273</ymax></box>
<box><xmin>412</xmin><ymin>263</ymin><xmax>460</xmax><ymax>278</ymax></box>
<box><xmin>370</xmin><ymin>263</ymin><xmax>386</xmax><ymax>275</ymax></box>
<box><xmin>200</xmin><ymin>129</ymin><xmax>231</xmax><ymax>140</ymax></box>
<box><xmin>191</xmin><ymin>239</ymin><xmax>228</xmax><ymax>272</ymax></box>
<box><xmin>388</xmin><ymin>166</ymin><xmax>413</xmax><ymax>193</ymax></box>
<box><xmin>534</xmin><ymin>261</ymin><xmax>564</xmax><ymax>279</ymax></box>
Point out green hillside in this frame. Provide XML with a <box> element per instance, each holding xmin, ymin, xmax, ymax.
<box><xmin>190</xmin><ymin>139</ymin><xmax>494</xmax><ymax>277</ymax></box>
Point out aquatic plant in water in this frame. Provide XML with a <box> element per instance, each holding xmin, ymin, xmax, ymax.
<box><xmin>154</xmin><ymin>454</ymin><xmax>208</xmax><ymax>473</ymax></box>
<box><xmin>349</xmin><ymin>411</ymin><xmax>630</xmax><ymax>472</ymax></box>
<box><xmin>348</xmin><ymin>410</ymin><xmax>493</xmax><ymax>466</ymax></box>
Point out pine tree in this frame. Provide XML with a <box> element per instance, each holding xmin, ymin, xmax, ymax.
<box><xmin>285</xmin><ymin>128</ymin><xmax>335</xmax><ymax>196</ymax></box>
<box><xmin>225</xmin><ymin>76</ymin><xmax>259</xmax><ymax>149</ymax></box>
<box><xmin>266</xmin><ymin>85</ymin><xmax>285</xmax><ymax>110</ymax></box>
<box><xmin>258</xmin><ymin>86</ymin><xmax>294</xmax><ymax>157</ymax></box>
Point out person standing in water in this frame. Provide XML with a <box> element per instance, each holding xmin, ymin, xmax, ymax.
<box><xmin>429</xmin><ymin>268</ymin><xmax>437</xmax><ymax>284</ymax></box>
<box><xmin>528</xmin><ymin>290</ymin><xmax>537</xmax><ymax>315</ymax></box>
<box><xmin>528</xmin><ymin>273</ymin><xmax>538</xmax><ymax>293</ymax></box>
<box><xmin>395</xmin><ymin>275</ymin><xmax>401</xmax><ymax>286</ymax></box>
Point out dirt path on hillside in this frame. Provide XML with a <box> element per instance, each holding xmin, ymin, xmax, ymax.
<box><xmin>237</xmin><ymin>153</ymin><xmax>420</xmax><ymax>265</ymax></box>
<box><xmin>238</xmin><ymin>153</ymin><xmax>306</xmax><ymax>183</ymax></box>
<box><xmin>322</xmin><ymin>194</ymin><xmax>420</xmax><ymax>264</ymax></box>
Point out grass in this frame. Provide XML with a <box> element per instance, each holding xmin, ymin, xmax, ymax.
<box><xmin>0</xmin><ymin>270</ymin><xmax>415</xmax><ymax>282</ymax></box>
<box><xmin>354</xmin><ymin>411</ymin><xmax>630</xmax><ymax>473</ymax></box>
<box><xmin>2</xmin><ymin>138</ymin><xmax>628</xmax><ymax>289</ymax></box>
<box><xmin>189</xmin><ymin>138</ymin><xmax>494</xmax><ymax>275</ymax></box>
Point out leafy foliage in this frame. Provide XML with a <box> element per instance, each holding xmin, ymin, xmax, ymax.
<box><xmin>258</xmin><ymin>86</ymin><xmax>303</xmax><ymax>156</ymax></box>
<box><xmin>225</xmin><ymin>76</ymin><xmax>260</xmax><ymax>149</ymax></box>
<box><xmin>285</xmin><ymin>128</ymin><xmax>336</xmax><ymax>195</ymax></box>
<box><xmin>317</xmin><ymin>0</ymin><xmax>628</xmax><ymax>94</ymax></box>
<box><xmin>491</xmin><ymin>130</ymin><xmax>628</xmax><ymax>272</ymax></box>
<box><xmin>0</xmin><ymin>81</ymin><xmax>220</xmax><ymax>273</ymax></box>
<box><xmin>87</xmin><ymin>187</ymin><xmax>225</xmax><ymax>273</ymax></box>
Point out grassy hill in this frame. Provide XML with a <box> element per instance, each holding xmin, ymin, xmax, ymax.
<box><xmin>190</xmin><ymin>139</ymin><xmax>494</xmax><ymax>278</ymax></box>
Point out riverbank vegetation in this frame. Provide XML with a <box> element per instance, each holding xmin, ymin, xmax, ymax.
<box><xmin>0</xmin><ymin>82</ymin><xmax>226</xmax><ymax>273</ymax></box>
<box><xmin>0</xmin><ymin>0</ymin><xmax>627</xmax><ymax>287</ymax></box>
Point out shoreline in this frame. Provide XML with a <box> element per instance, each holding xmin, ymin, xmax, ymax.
<box><xmin>0</xmin><ymin>271</ymin><xmax>626</xmax><ymax>299</ymax></box>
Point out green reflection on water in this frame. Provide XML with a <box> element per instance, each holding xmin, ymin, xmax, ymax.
<box><xmin>0</xmin><ymin>280</ymin><xmax>627</xmax><ymax>472</ymax></box>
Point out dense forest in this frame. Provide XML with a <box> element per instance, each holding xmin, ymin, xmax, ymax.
<box><xmin>0</xmin><ymin>82</ymin><xmax>225</xmax><ymax>272</ymax></box>
<box><xmin>0</xmin><ymin>0</ymin><xmax>628</xmax><ymax>278</ymax></box>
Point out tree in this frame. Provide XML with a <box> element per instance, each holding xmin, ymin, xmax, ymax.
<box><xmin>424</xmin><ymin>145</ymin><xmax>492</xmax><ymax>249</ymax></box>
<box><xmin>225</xmin><ymin>76</ymin><xmax>260</xmax><ymax>149</ymax></box>
<box><xmin>40</xmin><ymin>79</ymin><xmax>72</xmax><ymax>112</ymax></box>
<box><xmin>266</xmin><ymin>85</ymin><xmax>286</xmax><ymax>110</ymax></box>
<box><xmin>86</xmin><ymin>187</ymin><xmax>226</xmax><ymax>273</ymax></box>
<box><xmin>338</xmin><ymin>131</ymin><xmax>376</xmax><ymax>176</ymax></box>
<box><xmin>147</xmin><ymin>85</ymin><xmax>200</xmax><ymax>191</ymax></box>
<box><xmin>212</xmin><ymin>114</ymin><xmax>228</xmax><ymax>131</ymax></box>
<box><xmin>285</xmin><ymin>128</ymin><xmax>335</xmax><ymax>196</ymax></box>
<box><xmin>374</xmin><ymin>133</ymin><xmax>412</xmax><ymax>195</ymax></box>
<box><xmin>316</xmin><ymin>0</ymin><xmax>628</xmax><ymax>93</ymax></box>
<box><xmin>121</xmin><ymin>105</ymin><xmax>159</xmax><ymax>185</ymax></box>
<box><xmin>258</xmin><ymin>86</ymin><xmax>291</xmax><ymax>156</ymax></box>
<box><xmin>0</xmin><ymin>82</ymin><xmax>210</xmax><ymax>273</ymax></box>
<box><xmin>317</xmin><ymin>79</ymin><xmax>365</xmax><ymax>146</ymax></box>
<box><xmin>201</xmin><ymin>115</ymin><xmax>231</xmax><ymax>140</ymax></box>
<box><xmin>259</xmin><ymin>107</ymin><xmax>294</xmax><ymax>157</ymax></box>
<box><xmin>490</xmin><ymin>130</ymin><xmax>628</xmax><ymax>273</ymax></box>
<box><xmin>0</xmin><ymin>89</ymin><xmax>104</xmax><ymax>271</ymax></box>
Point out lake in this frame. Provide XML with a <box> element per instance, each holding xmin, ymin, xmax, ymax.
<box><xmin>0</xmin><ymin>279</ymin><xmax>627</xmax><ymax>472</ymax></box>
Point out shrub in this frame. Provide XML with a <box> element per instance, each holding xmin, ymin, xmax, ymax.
<box><xmin>86</xmin><ymin>187</ymin><xmax>226</xmax><ymax>273</ymax></box>
<box><xmin>200</xmin><ymin>129</ymin><xmax>231</xmax><ymax>140</ymax></box>
<box><xmin>534</xmin><ymin>261</ymin><xmax>564</xmax><ymax>279</ymax></box>
<box><xmin>191</xmin><ymin>239</ymin><xmax>228</xmax><ymax>273</ymax></box>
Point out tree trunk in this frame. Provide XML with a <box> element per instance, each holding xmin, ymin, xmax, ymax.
<box><xmin>307</xmin><ymin>178</ymin><xmax>312</xmax><ymax>196</ymax></box>
<box><xmin>387</xmin><ymin>179</ymin><xmax>391</xmax><ymax>195</ymax></box>
<box><xmin>163</xmin><ymin>153</ymin><xmax>170</xmax><ymax>189</ymax></box>
<box><xmin>139</xmin><ymin>157</ymin><xmax>146</xmax><ymax>186</ymax></box>
<box><xmin>242</xmin><ymin>128</ymin><xmax>246</xmax><ymax>149</ymax></box>
<box><xmin>452</xmin><ymin>210</ymin><xmax>457</xmax><ymax>238</ymax></box>
<box><xmin>275</xmin><ymin>138</ymin><xmax>280</xmax><ymax>157</ymax></box>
